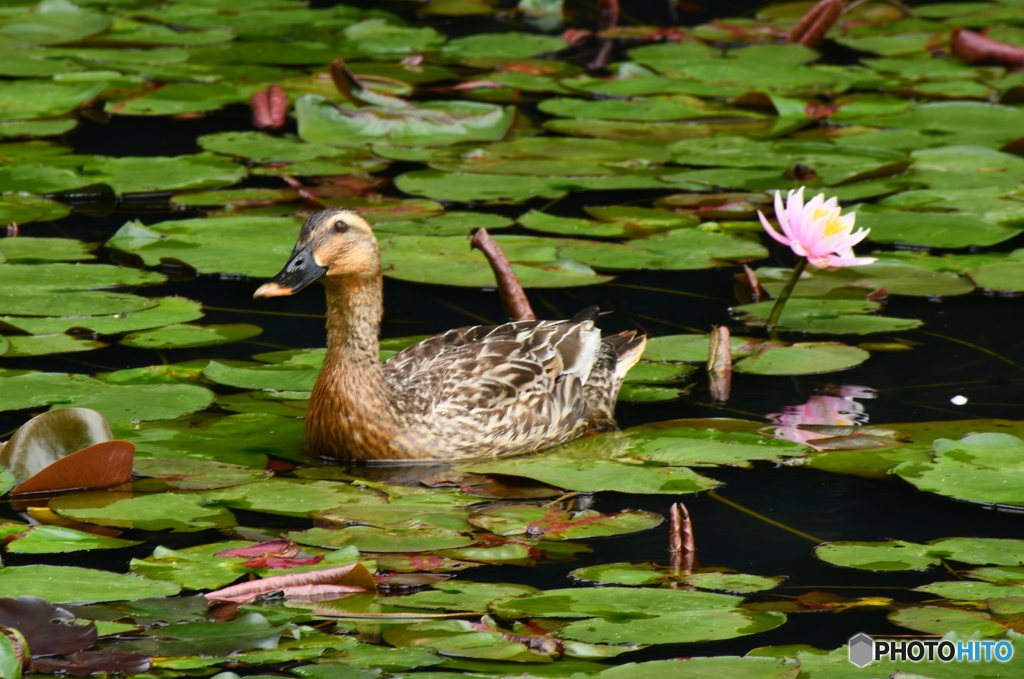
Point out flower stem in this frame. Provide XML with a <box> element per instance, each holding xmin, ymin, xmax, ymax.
<box><xmin>766</xmin><ymin>257</ymin><xmax>808</xmax><ymax>339</ymax></box>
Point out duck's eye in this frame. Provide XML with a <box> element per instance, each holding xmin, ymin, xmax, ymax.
<box><xmin>334</xmin><ymin>221</ymin><xmax>349</xmax><ymax>233</ymax></box>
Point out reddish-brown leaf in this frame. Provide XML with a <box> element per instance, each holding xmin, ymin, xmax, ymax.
<box><xmin>12</xmin><ymin>441</ymin><xmax>134</xmax><ymax>496</ymax></box>
<box><xmin>204</xmin><ymin>563</ymin><xmax>377</xmax><ymax>603</ymax></box>
<box><xmin>950</xmin><ymin>26</ymin><xmax>1024</xmax><ymax>65</ymax></box>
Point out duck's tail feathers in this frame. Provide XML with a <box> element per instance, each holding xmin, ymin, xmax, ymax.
<box><xmin>604</xmin><ymin>330</ymin><xmax>648</xmax><ymax>380</ymax></box>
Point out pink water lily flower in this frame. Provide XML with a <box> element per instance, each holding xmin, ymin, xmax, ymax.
<box><xmin>758</xmin><ymin>188</ymin><xmax>876</xmax><ymax>269</ymax></box>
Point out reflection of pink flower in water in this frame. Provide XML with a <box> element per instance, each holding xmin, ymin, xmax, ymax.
<box><xmin>767</xmin><ymin>385</ymin><xmax>876</xmax><ymax>449</ymax></box>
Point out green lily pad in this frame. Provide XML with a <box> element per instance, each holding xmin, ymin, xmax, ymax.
<box><xmin>754</xmin><ymin>261</ymin><xmax>974</xmax><ymax>299</ymax></box>
<box><xmin>816</xmin><ymin>537</ymin><xmax>1024</xmax><ymax>571</ymax></box>
<box><xmin>107</xmin><ymin>216</ymin><xmax>300</xmax><ymax>277</ymax></box>
<box><xmin>133</xmin><ymin>458</ymin><xmax>270</xmax><ymax>491</ymax></box>
<box><xmin>0</xmin><ymin>373</ymin><xmax>215</xmax><ymax>421</ymax></box>
<box><xmin>0</xmin><ymin>194</ymin><xmax>71</xmax><ymax>226</ymax></box>
<box><xmin>82</xmin><ymin>153</ymin><xmax>247</xmax><ymax>194</ymax></box>
<box><xmin>733</xmin><ymin>342</ymin><xmax>871</xmax><ymax>375</ymax></box>
<box><xmin>130</xmin><ymin>541</ymin><xmax>263</xmax><ymax>591</ymax></box>
<box><xmin>379</xmin><ymin>234</ymin><xmax>612</xmax><ymax>287</ymax></box>
<box><xmin>462</xmin><ymin>458</ymin><xmax>719</xmax><ymax>495</ymax></box>
<box><xmin>51</xmin><ymin>490</ymin><xmax>238</xmax><ymax>532</ymax></box>
<box><xmin>590</xmin><ymin>657</ymin><xmax>800</xmax><ymax>679</ymax></box>
<box><xmin>0</xmin><ymin>1</ymin><xmax>111</xmax><ymax>48</ymax></box>
<box><xmin>5</xmin><ymin>525</ymin><xmax>142</xmax><ymax>553</ymax></box>
<box><xmin>467</xmin><ymin>505</ymin><xmax>663</xmax><ymax>541</ymax></box>
<box><xmin>733</xmin><ymin>299</ymin><xmax>923</xmax><ymax>335</ymax></box>
<box><xmin>2</xmin><ymin>333</ymin><xmax>106</xmax><ymax>357</ymax></box>
<box><xmin>296</xmin><ymin>95</ymin><xmax>514</xmax><ymax>148</ymax></box>
<box><xmin>571</xmin><ymin>563</ymin><xmax>784</xmax><ymax>593</ymax></box>
<box><xmin>894</xmin><ymin>432</ymin><xmax>1024</xmax><ymax>506</ymax></box>
<box><xmin>0</xmin><ymin>296</ymin><xmax>204</xmax><ymax>335</ymax></box>
<box><xmin>836</xmin><ymin>102</ymin><xmax>1024</xmax><ymax>152</ymax></box>
<box><xmin>888</xmin><ymin>605</ymin><xmax>1013</xmax><ymax>639</ymax></box>
<box><xmin>289</xmin><ymin>525</ymin><xmax>476</xmax><ymax>553</ymax></box>
<box><xmin>203</xmin><ymin>361</ymin><xmax>318</xmax><ymax>392</ymax></box>
<box><xmin>969</xmin><ymin>261</ymin><xmax>1024</xmax><ymax>292</ymax></box>
<box><xmin>120</xmin><ymin>324</ymin><xmax>262</xmax><ymax>349</ymax></box>
<box><xmin>438</xmin><ymin>32</ymin><xmax>564</xmax><ymax>60</ymax></box>
<box><xmin>0</xmin><ymin>80</ymin><xmax>106</xmax><ymax>121</ymax></box>
<box><xmin>106</xmin><ymin>82</ymin><xmax>253</xmax><ymax>116</ymax></box>
<box><xmin>204</xmin><ymin>479</ymin><xmax>384</xmax><ymax>517</ymax></box>
<box><xmin>0</xmin><ymin>564</ymin><xmax>180</xmax><ymax>603</ymax></box>
<box><xmin>112</xmin><ymin>413</ymin><xmax>304</xmax><ymax>466</ymax></box>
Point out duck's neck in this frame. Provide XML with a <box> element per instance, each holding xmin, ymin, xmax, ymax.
<box><xmin>306</xmin><ymin>272</ymin><xmax>399</xmax><ymax>460</ymax></box>
<box><xmin>323</xmin><ymin>272</ymin><xmax>384</xmax><ymax>366</ymax></box>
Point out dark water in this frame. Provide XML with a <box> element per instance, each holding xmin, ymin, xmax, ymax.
<box><xmin>3</xmin><ymin>0</ymin><xmax>1023</xmax><ymax>664</ymax></box>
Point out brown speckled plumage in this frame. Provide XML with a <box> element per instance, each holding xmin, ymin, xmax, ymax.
<box><xmin>255</xmin><ymin>208</ymin><xmax>646</xmax><ymax>462</ymax></box>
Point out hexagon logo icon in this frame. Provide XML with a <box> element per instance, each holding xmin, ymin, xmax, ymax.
<box><xmin>848</xmin><ymin>633</ymin><xmax>874</xmax><ymax>667</ymax></box>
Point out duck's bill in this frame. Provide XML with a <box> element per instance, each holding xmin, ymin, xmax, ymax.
<box><xmin>253</xmin><ymin>244</ymin><xmax>327</xmax><ymax>298</ymax></box>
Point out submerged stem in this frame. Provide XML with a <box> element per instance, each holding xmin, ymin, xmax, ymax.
<box><xmin>766</xmin><ymin>257</ymin><xmax>808</xmax><ymax>339</ymax></box>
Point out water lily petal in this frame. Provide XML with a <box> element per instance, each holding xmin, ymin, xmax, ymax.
<box><xmin>758</xmin><ymin>209</ymin><xmax>791</xmax><ymax>246</ymax></box>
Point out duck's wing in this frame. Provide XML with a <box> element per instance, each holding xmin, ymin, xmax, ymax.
<box><xmin>384</xmin><ymin>311</ymin><xmax>604</xmax><ymax>422</ymax></box>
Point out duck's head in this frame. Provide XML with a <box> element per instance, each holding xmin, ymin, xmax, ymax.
<box><xmin>254</xmin><ymin>208</ymin><xmax>379</xmax><ymax>298</ymax></box>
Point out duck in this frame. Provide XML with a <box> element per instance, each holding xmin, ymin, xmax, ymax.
<box><xmin>254</xmin><ymin>207</ymin><xmax>647</xmax><ymax>462</ymax></box>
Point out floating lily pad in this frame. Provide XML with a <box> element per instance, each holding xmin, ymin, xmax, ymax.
<box><xmin>6</xmin><ymin>525</ymin><xmax>142</xmax><ymax>554</ymax></box>
<box><xmin>733</xmin><ymin>342</ymin><xmax>871</xmax><ymax>376</ymax></box>
<box><xmin>439</xmin><ymin>32</ymin><xmax>564</xmax><ymax>60</ymax></box>
<box><xmin>120</xmin><ymin>324</ymin><xmax>262</xmax><ymax>350</ymax></box>
<box><xmin>82</xmin><ymin>153</ymin><xmax>248</xmax><ymax>194</ymax></box>
<box><xmin>468</xmin><ymin>505</ymin><xmax>662</xmax><ymax>541</ymax></box>
<box><xmin>107</xmin><ymin>83</ymin><xmax>254</xmax><ymax>116</ymax></box>
<box><xmin>0</xmin><ymin>373</ymin><xmax>215</xmax><ymax>422</ymax></box>
<box><xmin>112</xmin><ymin>413</ymin><xmax>304</xmax><ymax>466</ymax></box>
<box><xmin>462</xmin><ymin>458</ymin><xmax>719</xmax><ymax>495</ymax></box>
<box><xmin>0</xmin><ymin>565</ymin><xmax>180</xmax><ymax>603</ymax></box>
<box><xmin>894</xmin><ymin>432</ymin><xmax>1024</xmax><ymax>506</ymax></box>
<box><xmin>205</xmin><ymin>479</ymin><xmax>384</xmax><ymax>517</ymax></box>
<box><xmin>0</xmin><ymin>195</ymin><xmax>71</xmax><ymax>226</ymax></box>
<box><xmin>0</xmin><ymin>1</ymin><xmax>111</xmax><ymax>48</ymax></box>
<box><xmin>732</xmin><ymin>299</ymin><xmax>923</xmax><ymax>335</ymax></box>
<box><xmin>0</xmin><ymin>80</ymin><xmax>106</xmax><ymax>121</ymax></box>
<box><xmin>50</xmin><ymin>491</ymin><xmax>238</xmax><ymax>533</ymax></box>
<box><xmin>754</xmin><ymin>261</ymin><xmax>974</xmax><ymax>299</ymax></box>
<box><xmin>816</xmin><ymin>537</ymin><xmax>1024</xmax><ymax>571</ymax></box>
<box><xmin>3</xmin><ymin>333</ymin><xmax>107</xmax><ymax>357</ymax></box>
<box><xmin>0</xmin><ymin>297</ymin><xmax>204</xmax><ymax>335</ymax></box>
<box><xmin>296</xmin><ymin>95</ymin><xmax>514</xmax><ymax>148</ymax></box>
<box><xmin>107</xmin><ymin>216</ymin><xmax>300</xmax><ymax>277</ymax></box>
